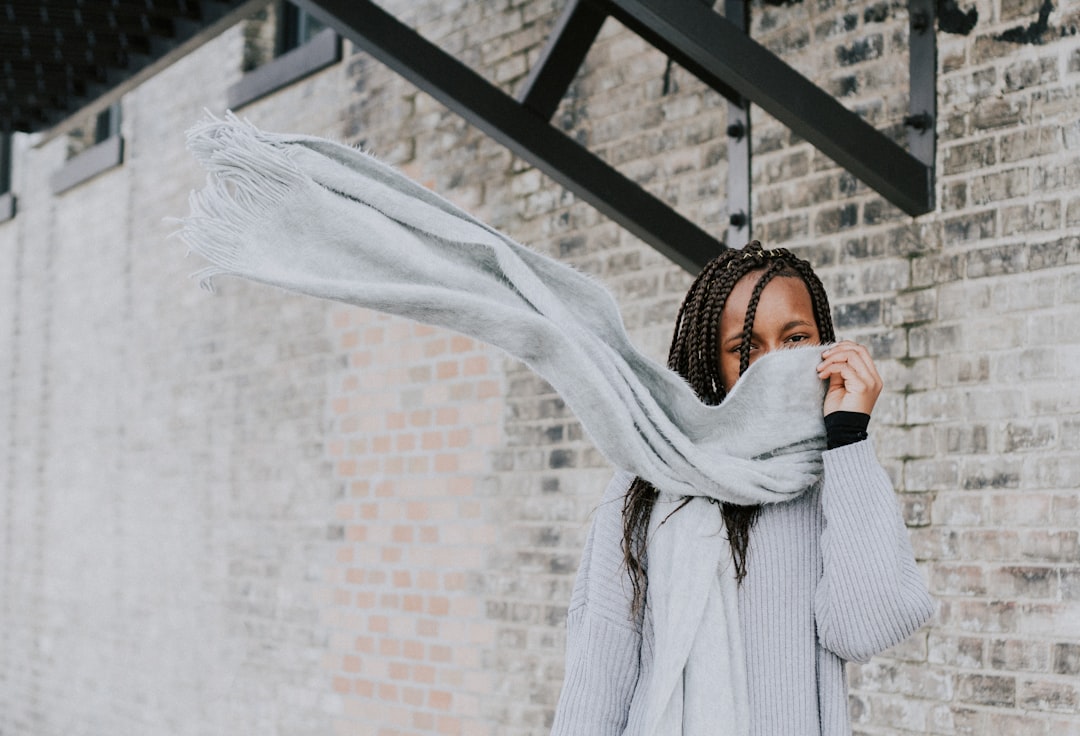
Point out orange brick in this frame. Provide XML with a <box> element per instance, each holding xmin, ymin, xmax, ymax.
<box><xmin>355</xmin><ymin>635</ymin><xmax>375</xmax><ymax>653</ymax></box>
<box><xmin>437</xmin><ymin>715</ymin><xmax>462</xmax><ymax>735</ymax></box>
<box><xmin>417</xmin><ymin>619</ymin><xmax>439</xmax><ymax>637</ymax></box>
<box><xmin>395</xmin><ymin>433</ymin><xmax>416</xmax><ymax>452</ymax></box>
<box><xmin>402</xmin><ymin>687</ymin><xmax>424</xmax><ymax>707</ymax></box>
<box><xmin>380</xmin><ymin>638</ymin><xmax>401</xmax><ymax>657</ymax></box>
<box><xmin>403</xmin><ymin>594</ymin><xmax>423</xmax><ymax>612</ymax></box>
<box><xmin>463</xmin><ymin>356</ymin><xmax>488</xmax><ymax>376</ymax></box>
<box><xmin>342</xmin><ymin>655</ymin><xmax>361</xmax><ymax>673</ymax></box>
<box><xmin>386</xmin><ymin>411</ymin><xmax>406</xmax><ymax>429</ymax></box>
<box><xmin>377</xmin><ymin>683</ymin><xmax>398</xmax><ymax>701</ymax></box>
<box><xmin>388</xmin><ymin>661</ymin><xmax>409</xmax><ymax>680</ymax></box>
<box><xmin>476</xmin><ymin>379</ymin><xmax>500</xmax><ymax>398</ymax></box>
<box><xmin>421</xmin><ymin>431</ymin><xmax>444</xmax><ymax>450</ymax></box>
<box><xmin>403</xmin><ymin>639</ymin><xmax>425</xmax><ymax>660</ymax></box>
<box><xmin>450</xmin><ymin>335</ymin><xmax>474</xmax><ymax>352</ymax></box>
<box><xmin>336</xmin><ymin>547</ymin><xmax>354</xmax><ymax>563</ymax></box>
<box><xmin>409</xmin><ymin>409</ymin><xmax>432</xmax><ymax>427</ymax></box>
<box><xmin>341</xmin><ymin>330</ymin><xmax>359</xmax><ymax>349</ymax></box>
<box><xmin>447</xmin><ymin>429</ymin><xmax>470</xmax><ymax>448</ymax></box>
<box><xmin>414</xmin><ymin>664</ymin><xmax>436</xmax><ymax>684</ymax></box>
<box><xmin>443</xmin><ymin>572</ymin><xmax>465</xmax><ymax>591</ymax></box>
<box><xmin>434</xmin><ymin>454</ymin><xmax>458</xmax><ymax>473</ymax></box>
<box><xmin>373</xmin><ymin>435</ymin><xmax>391</xmax><ymax>453</ymax></box>
<box><xmin>392</xmin><ymin>570</ymin><xmax>412</xmax><ymax>588</ymax></box>
<box><xmin>333</xmin><ymin>676</ymin><xmax>351</xmax><ymax>694</ymax></box>
<box><xmin>337</xmin><ymin>459</ymin><xmax>358</xmax><ymax>476</ymax></box>
<box><xmin>346</xmin><ymin>568</ymin><xmax>366</xmax><ymax>584</ymax></box>
<box><xmin>369</xmin><ymin>615</ymin><xmax>389</xmax><ymax>633</ymax></box>
<box><xmin>355</xmin><ymin>591</ymin><xmax>376</xmax><ymax>608</ymax></box>
<box><xmin>413</xmin><ymin>711</ymin><xmax>435</xmax><ymax>730</ymax></box>
<box><xmin>405</xmin><ymin>502</ymin><xmax>429</xmax><ymax>521</ymax></box>
<box><xmin>392</xmin><ymin>525</ymin><xmax>414</xmax><ymax>543</ymax></box>
<box><xmin>436</xmin><ymin>406</ymin><xmax>460</xmax><ymax>425</ymax></box>
<box><xmin>424</xmin><ymin>338</ymin><xmax>447</xmax><ymax>357</ymax></box>
<box><xmin>429</xmin><ymin>690</ymin><xmax>452</xmax><ymax>710</ymax></box>
<box><xmin>419</xmin><ymin>526</ymin><xmax>439</xmax><ymax>544</ymax></box>
<box><xmin>428</xmin><ymin>596</ymin><xmax>451</xmax><ymax>616</ymax></box>
<box><xmin>448</xmin><ymin>477</ymin><xmax>473</xmax><ymax>495</ymax></box>
<box><xmin>346</xmin><ymin>525</ymin><xmax>367</xmax><ymax>543</ymax></box>
<box><xmin>430</xmin><ymin>644</ymin><xmax>451</xmax><ymax>662</ymax></box>
<box><xmin>436</xmin><ymin>360</ymin><xmax>459</xmax><ymax>379</ymax></box>
<box><xmin>354</xmin><ymin>679</ymin><xmax>374</xmax><ymax>697</ymax></box>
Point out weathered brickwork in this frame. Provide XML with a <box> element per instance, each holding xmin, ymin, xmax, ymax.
<box><xmin>2</xmin><ymin>0</ymin><xmax>1079</xmax><ymax>734</ymax></box>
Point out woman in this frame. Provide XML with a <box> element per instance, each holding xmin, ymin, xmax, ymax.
<box><xmin>551</xmin><ymin>242</ymin><xmax>935</xmax><ymax>736</ymax></box>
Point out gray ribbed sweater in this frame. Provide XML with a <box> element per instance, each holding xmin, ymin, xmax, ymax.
<box><xmin>551</xmin><ymin>439</ymin><xmax>935</xmax><ymax>735</ymax></box>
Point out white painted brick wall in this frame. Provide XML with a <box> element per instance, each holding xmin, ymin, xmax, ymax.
<box><xmin>1</xmin><ymin>0</ymin><xmax>1078</xmax><ymax>734</ymax></box>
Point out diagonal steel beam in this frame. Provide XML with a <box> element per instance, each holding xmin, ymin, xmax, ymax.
<box><xmin>606</xmin><ymin>0</ymin><xmax>934</xmax><ymax>215</ymax></box>
<box><xmin>295</xmin><ymin>0</ymin><xmax>726</xmax><ymax>272</ymax></box>
<box><xmin>516</xmin><ymin>0</ymin><xmax>609</xmax><ymax>121</ymax></box>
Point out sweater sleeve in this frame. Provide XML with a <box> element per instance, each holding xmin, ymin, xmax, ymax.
<box><xmin>550</xmin><ymin>472</ymin><xmax>643</xmax><ymax>736</ymax></box>
<box><xmin>813</xmin><ymin>439</ymin><xmax>936</xmax><ymax>663</ymax></box>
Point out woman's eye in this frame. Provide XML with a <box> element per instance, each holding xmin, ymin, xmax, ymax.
<box><xmin>786</xmin><ymin>334</ymin><xmax>808</xmax><ymax>344</ymax></box>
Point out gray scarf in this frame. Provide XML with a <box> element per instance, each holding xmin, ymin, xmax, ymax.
<box><xmin>178</xmin><ymin>113</ymin><xmax>827</xmax><ymax>735</ymax></box>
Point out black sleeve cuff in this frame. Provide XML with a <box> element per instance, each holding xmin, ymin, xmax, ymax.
<box><xmin>825</xmin><ymin>411</ymin><xmax>871</xmax><ymax>450</ymax></box>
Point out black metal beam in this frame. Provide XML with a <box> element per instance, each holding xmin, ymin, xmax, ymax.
<box><xmin>515</xmin><ymin>0</ymin><xmax>608</xmax><ymax>120</ymax></box>
<box><xmin>907</xmin><ymin>0</ymin><xmax>936</xmax><ymax>169</ymax></box>
<box><xmin>723</xmin><ymin>0</ymin><xmax>750</xmax><ymax>247</ymax></box>
<box><xmin>606</xmin><ymin>0</ymin><xmax>933</xmax><ymax>216</ymax></box>
<box><xmin>295</xmin><ymin>0</ymin><xmax>726</xmax><ymax>272</ymax></box>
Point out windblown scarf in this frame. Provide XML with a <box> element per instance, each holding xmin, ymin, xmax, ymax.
<box><xmin>178</xmin><ymin>114</ymin><xmax>828</xmax><ymax>735</ymax></box>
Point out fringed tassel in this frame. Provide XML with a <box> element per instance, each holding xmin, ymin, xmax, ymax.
<box><xmin>178</xmin><ymin>112</ymin><xmax>308</xmax><ymax>290</ymax></box>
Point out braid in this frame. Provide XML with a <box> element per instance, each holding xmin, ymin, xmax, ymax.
<box><xmin>621</xmin><ymin>240</ymin><xmax>833</xmax><ymax>617</ymax></box>
<box><xmin>737</xmin><ymin>260</ymin><xmax>786</xmax><ymax>375</ymax></box>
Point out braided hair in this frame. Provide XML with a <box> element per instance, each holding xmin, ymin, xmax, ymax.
<box><xmin>621</xmin><ymin>240</ymin><xmax>835</xmax><ymax>615</ymax></box>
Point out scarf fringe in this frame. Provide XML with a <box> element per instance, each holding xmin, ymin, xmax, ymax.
<box><xmin>181</xmin><ymin>112</ymin><xmax>309</xmax><ymax>289</ymax></box>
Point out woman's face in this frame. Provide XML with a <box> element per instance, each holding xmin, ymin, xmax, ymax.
<box><xmin>718</xmin><ymin>270</ymin><xmax>821</xmax><ymax>393</ymax></box>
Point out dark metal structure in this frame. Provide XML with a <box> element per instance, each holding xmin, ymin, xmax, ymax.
<box><xmin>1</xmin><ymin>0</ymin><xmax>936</xmax><ymax>271</ymax></box>
<box><xmin>298</xmin><ymin>0</ymin><xmax>936</xmax><ymax>270</ymax></box>
<box><xmin>1</xmin><ymin>0</ymin><xmax>269</xmax><ymax>136</ymax></box>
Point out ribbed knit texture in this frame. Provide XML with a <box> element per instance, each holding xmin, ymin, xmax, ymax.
<box><xmin>552</xmin><ymin>439</ymin><xmax>935</xmax><ymax>736</ymax></box>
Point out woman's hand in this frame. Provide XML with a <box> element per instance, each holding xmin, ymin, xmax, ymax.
<box><xmin>817</xmin><ymin>340</ymin><xmax>883</xmax><ymax>416</ymax></box>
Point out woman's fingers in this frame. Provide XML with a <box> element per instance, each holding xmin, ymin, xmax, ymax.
<box><xmin>817</xmin><ymin>341</ymin><xmax>883</xmax><ymax>415</ymax></box>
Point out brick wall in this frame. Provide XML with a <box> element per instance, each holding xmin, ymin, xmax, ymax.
<box><xmin>1</xmin><ymin>0</ymin><xmax>1079</xmax><ymax>734</ymax></box>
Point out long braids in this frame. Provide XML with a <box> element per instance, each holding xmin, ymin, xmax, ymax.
<box><xmin>621</xmin><ymin>241</ymin><xmax>835</xmax><ymax>616</ymax></box>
